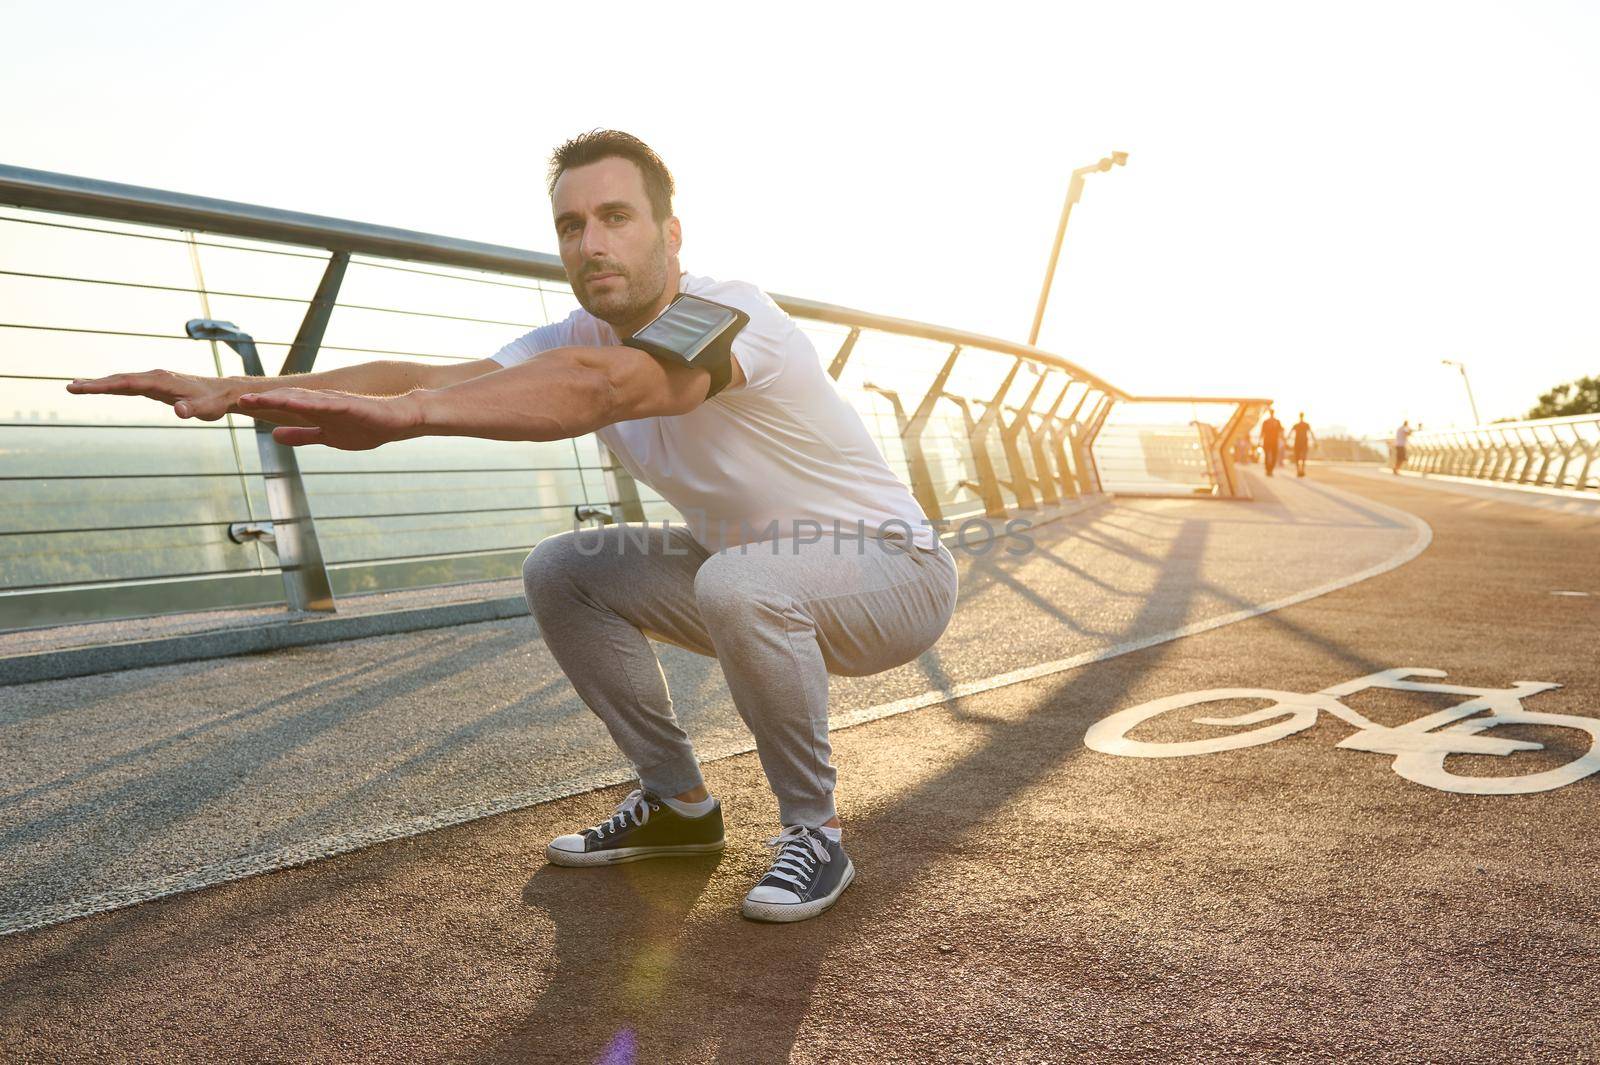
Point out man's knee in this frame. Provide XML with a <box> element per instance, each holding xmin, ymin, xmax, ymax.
<box><xmin>522</xmin><ymin>529</ymin><xmax>599</xmax><ymax>613</ymax></box>
<box><xmin>692</xmin><ymin>554</ymin><xmax>766</xmax><ymax>624</ymax></box>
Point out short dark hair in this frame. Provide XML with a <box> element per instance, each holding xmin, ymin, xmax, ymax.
<box><xmin>547</xmin><ymin>130</ymin><xmax>675</xmax><ymax>226</ymax></box>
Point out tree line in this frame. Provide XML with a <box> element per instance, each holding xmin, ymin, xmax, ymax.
<box><xmin>1523</xmin><ymin>374</ymin><xmax>1600</xmax><ymax>419</ymax></box>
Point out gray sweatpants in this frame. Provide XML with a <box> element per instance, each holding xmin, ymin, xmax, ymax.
<box><xmin>521</xmin><ymin>523</ymin><xmax>960</xmax><ymax>826</ymax></box>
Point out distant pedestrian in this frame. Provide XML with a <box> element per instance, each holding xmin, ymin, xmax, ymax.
<box><xmin>1259</xmin><ymin>409</ymin><xmax>1284</xmax><ymax>477</ymax></box>
<box><xmin>1392</xmin><ymin>420</ymin><xmax>1411</xmax><ymax>474</ymax></box>
<box><xmin>1290</xmin><ymin>413</ymin><xmax>1315</xmax><ymax>477</ymax></box>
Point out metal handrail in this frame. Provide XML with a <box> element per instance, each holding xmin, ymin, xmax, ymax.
<box><xmin>1402</xmin><ymin>414</ymin><xmax>1600</xmax><ymax>491</ymax></box>
<box><xmin>1410</xmin><ymin>412</ymin><xmax>1599</xmax><ymax>436</ymax></box>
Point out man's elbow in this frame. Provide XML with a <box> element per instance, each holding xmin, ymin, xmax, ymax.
<box><xmin>563</xmin><ymin>369</ymin><xmax>621</xmax><ymax>439</ymax></box>
<box><xmin>593</xmin><ymin>353</ymin><xmax>708</xmax><ymax>423</ymax></box>
<box><xmin>519</xmin><ymin>353</ymin><xmax>618</xmax><ymax>441</ymax></box>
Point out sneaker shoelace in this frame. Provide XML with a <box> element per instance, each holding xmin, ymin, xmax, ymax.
<box><xmin>760</xmin><ymin>825</ymin><xmax>831</xmax><ymax>891</ymax></box>
<box><xmin>589</xmin><ymin>788</ymin><xmax>657</xmax><ymax>840</ymax></box>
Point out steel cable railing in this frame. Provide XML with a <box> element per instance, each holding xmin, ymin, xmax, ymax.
<box><xmin>0</xmin><ymin>163</ymin><xmax>1268</xmax><ymax>631</ymax></box>
<box><xmin>0</xmin><ymin>322</ymin><xmax>487</xmax><ymax>361</ymax></box>
<box><xmin>0</xmin><ymin>267</ymin><xmax>553</xmax><ymax>329</ymax></box>
<box><xmin>1403</xmin><ymin>415</ymin><xmax>1600</xmax><ymax>490</ymax></box>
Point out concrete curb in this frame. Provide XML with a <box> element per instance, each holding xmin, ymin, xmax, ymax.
<box><xmin>0</xmin><ymin>595</ymin><xmax>534</xmax><ymax>686</ymax></box>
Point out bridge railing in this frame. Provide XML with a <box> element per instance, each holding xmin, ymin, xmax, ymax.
<box><xmin>1403</xmin><ymin>414</ymin><xmax>1600</xmax><ymax>491</ymax></box>
<box><xmin>0</xmin><ymin>164</ymin><xmax>1268</xmax><ymax>631</ymax></box>
<box><xmin>1093</xmin><ymin>398</ymin><xmax>1268</xmax><ymax>498</ymax></box>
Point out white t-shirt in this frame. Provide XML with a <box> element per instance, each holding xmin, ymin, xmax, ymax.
<box><xmin>490</xmin><ymin>270</ymin><xmax>936</xmax><ymax>552</ymax></box>
<box><xmin>1394</xmin><ymin>424</ymin><xmax>1411</xmax><ymax>447</ymax></box>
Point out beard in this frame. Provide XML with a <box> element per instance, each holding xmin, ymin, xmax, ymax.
<box><xmin>572</xmin><ymin>231</ymin><xmax>670</xmax><ymax>329</ymax></box>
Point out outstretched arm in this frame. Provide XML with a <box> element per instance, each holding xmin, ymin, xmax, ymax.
<box><xmin>65</xmin><ymin>357</ymin><xmax>501</xmax><ymax>427</ymax></box>
<box><xmin>236</xmin><ymin>344</ymin><xmax>745</xmax><ymax>450</ymax></box>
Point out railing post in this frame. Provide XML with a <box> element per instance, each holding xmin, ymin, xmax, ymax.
<box><xmin>1552</xmin><ymin>424</ymin><xmax>1584</xmax><ymax>488</ymax></box>
<box><xmin>1019</xmin><ymin>375</ymin><xmax>1072</xmax><ymax>507</ymax></box>
<box><xmin>1530</xmin><ymin>427</ymin><xmax>1558</xmax><ymax>485</ymax></box>
<box><xmin>939</xmin><ymin>394</ymin><xmax>1007</xmax><ymax>518</ymax></box>
<box><xmin>185</xmin><ymin>318</ymin><xmax>336</xmax><ymax>614</ymax></box>
<box><xmin>1516</xmin><ymin>428</ymin><xmax>1542</xmax><ymax>482</ymax></box>
<box><xmin>942</xmin><ymin>358</ymin><xmax>1022</xmax><ymax>517</ymax></box>
<box><xmin>1212</xmin><ymin>400</ymin><xmax>1265</xmax><ymax>499</ymax></box>
<box><xmin>1506</xmin><ymin>429</ymin><xmax>1527</xmax><ymax>482</ymax></box>
<box><xmin>1502</xmin><ymin>431</ymin><xmax>1524</xmax><ymax>480</ymax></box>
<box><xmin>1473</xmin><ymin>431</ymin><xmax>1497</xmax><ymax>478</ymax></box>
<box><xmin>174</xmin><ymin>249</ymin><xmax>351</xmax><ymax>613</ymax></box>
<box><xmin>1075</xmin><ymin>392</ymin><xmax>1114</xmax><ymax>495</ymax></box>
<box><xmin>826</xmin><ymin>327</ymin><xmax>860</xmax><ymax>381</ymax></box>
<box><xmin>600</xmin><ymin>442</ymin><xmax>648</xmax><ymax>523</ymax></box>
<box><xmin>1578</xmin><ymin>437</ymin><xmax>1600</xmax><ymax>491</ymax></box>
<box><xmin>862</xmin><ymin>345</ymin><xmax>963</xmax><ymax>527</ymax></box>
<box><xmin>1195</xmin><ymin>422</ymin><xmax>1224</xmax><ymax>490</ymax></box>
<box><xmin>994</xmin><ymin>368</ymin><xmax>1048</xmax><ymax>510</ymax></box>
<box><xmin>1047</xmin><ymin>385</ymin><xmax>1091</xmax><ymax>500</ymax></box>
<box><xmin>280</xmin><ymin>251</ymin><xmax>349</xmax><ymax>374</ymax></box>
<box><xmin>1487</xmin><ymin>431</ymin><xmax>1512</xmax><ymax>480</ymax></box>
<box><xmin>1506</xmin><ymin>429</ymin><xmax>1530</xmax><ymax>482</ymax></box>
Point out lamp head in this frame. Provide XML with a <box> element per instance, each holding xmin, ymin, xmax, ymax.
<box><xmin>1111</xmin><ymin>151</ymin><xmax>1129</xmax><ymax>166</ymax></box>
<box><xmin>186</xmin><ymin>318</ymin><xmax>250</xmax><ymax>343</ymax></box>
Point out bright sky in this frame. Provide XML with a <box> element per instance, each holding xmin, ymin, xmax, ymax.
<box><xmin>4</xmin><ymin>0</ymin><xmax>1597</xmax><ymax>436</ymax></box>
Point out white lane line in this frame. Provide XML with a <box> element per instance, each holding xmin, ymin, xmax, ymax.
<box><xmin>0</xmin><ymin>480</ymin><xmax>1432</xmax><ymax>939</ymax></box>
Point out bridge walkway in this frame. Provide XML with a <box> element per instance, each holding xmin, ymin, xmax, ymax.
<box><xmin>1</xmin><ymin>470</ymin><xmax>1595</xmax><ymax>1061</ymax></box>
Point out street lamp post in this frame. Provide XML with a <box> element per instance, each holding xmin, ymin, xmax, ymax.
<box><xmin>1027</xmin><ymin>152</ymin><xmax>1128</xmax><ymax>347</ymax></box>
<box><xmin>1441</xmin><ymin>359</ymin><xmax>1482</xmax><ymax>425</ymax></box>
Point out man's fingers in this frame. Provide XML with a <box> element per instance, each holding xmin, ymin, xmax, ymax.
<box><xmin>65</xmin><ymin>374</ymin><xmax>180</xmax><ymax>399</ymax></box>
<box><xmin>238</xmin><ymin>392</ymin><xmax>306</xmax><ymax>412</ymax></box>
<box><xmin>66</xmin><ymin>371</ymin><xmax>240</xmax><ymax>423</ymax></box>
<box><xmin>172</xmin><ymin>400</ymin><xmax>222</xmax><ymax>420</ymax></box>
<box><xmin>239</xmin><ymin>390</ymin><xmax>347</xmax><ymax>412</ymax></box>
<box><xmin>271</xmin><ymin>425</ymin><xmax>327</xmax><ymax>447</ymax></box>
<box><xmin>64</xmin><ymin>373</ymin><xmax>126</xmax><ymax>393</ymax></box>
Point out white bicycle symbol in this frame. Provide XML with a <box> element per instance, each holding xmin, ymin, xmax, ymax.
<box><xmin>1084</xmin><ymin>668</ymin><xmax>1600</xmax><ymax>795</ymax></box>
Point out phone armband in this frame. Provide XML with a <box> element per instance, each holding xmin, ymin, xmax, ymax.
<box><xmin>623</xmin><ymin>293</ymin><xmax>750</xmax><ymax>399</ymax></box>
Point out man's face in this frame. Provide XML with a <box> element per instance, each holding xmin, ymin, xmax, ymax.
<box><xmin>552</xmin><ymin>156</ymin><xmax>679</xmax><ymax>328</ymax></box>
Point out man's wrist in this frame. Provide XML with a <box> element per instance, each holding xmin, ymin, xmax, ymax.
<box><xmin>219</xmin><ymin>376</ymin><xmax>253</xmax><ymax>415</ymax></box>
<box><xmin>397</xmin><ymin>388</ymin><xmax>436</xmax><ymax>440</ymax></box>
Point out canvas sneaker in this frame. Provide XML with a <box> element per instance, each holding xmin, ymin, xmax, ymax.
<box><xmin>545</xmin><ymin>788</ymin><xmax>725</xmax><ymax>867</ymax></box>
<box><xmin>740</xmin><ymin>825</ymin><xmax>855</xmax><ymax>923</ymax></box>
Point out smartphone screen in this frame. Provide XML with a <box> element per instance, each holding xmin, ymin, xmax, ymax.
<box><xmin>633</xmin><ymin>296</ymin><xmax>738</xmax><ymax>362</ymax></box>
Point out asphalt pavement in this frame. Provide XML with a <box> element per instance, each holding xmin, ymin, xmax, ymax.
<box><xmin>1</xmin><ymin>469</ymin><xmax>1595</xmax><ymax>1063</ymax></box>
<box><xmin>0</xmin><ymin>473</ymin><xmax>1417</xmax><ymax>936</ymax></box>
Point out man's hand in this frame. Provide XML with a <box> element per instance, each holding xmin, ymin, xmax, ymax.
<box><xmin>235</xmin><ymin>388</ymin><xmax>426</xmax><ymax>451</ymax></box>
<box><xmin>66</xmin><ymin>369</ymin><xmax>242</xmax><ymax>420</ymax></box>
